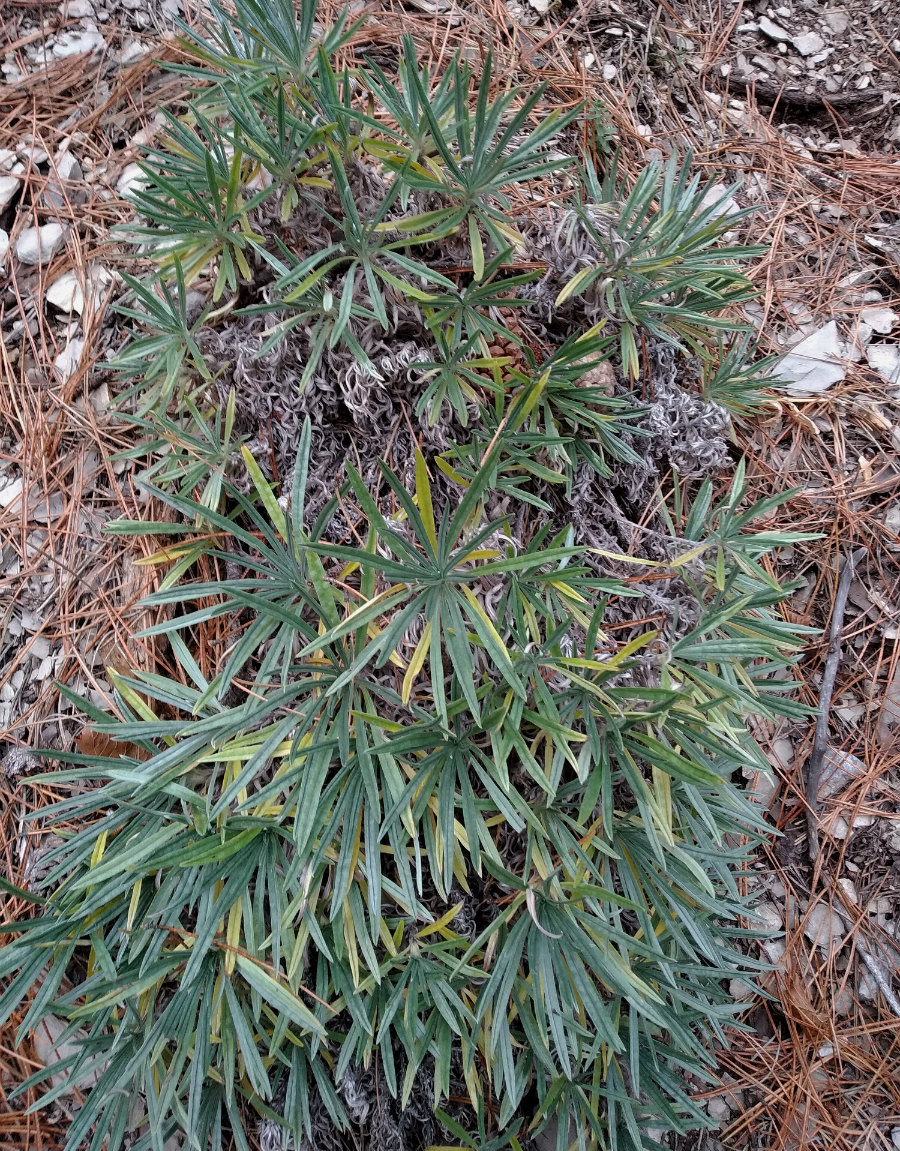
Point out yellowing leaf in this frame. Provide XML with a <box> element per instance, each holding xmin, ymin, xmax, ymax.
<box><xmin>241</xmin><ymin>445</ymin><xmax>287</xmax><ymax>537</ymax></box>
<box><xmin>492</xmin><ymin>218</ymin><xmax>526</xmax><ymax>250</ymax></box>
<box><xmin>416</xmin><ymin>902</ymin><xmax>464</xmax><ymax>940</ymax></box>
<box><xmin>453</xmin><ymin>548</ymin><xmax>500</xmax><ymax>568</ymax></box>
<box><xmin>225</xmin><ymin>899</ymin><xmax>242</xmax><ymax>976</ymax></box>
<box><xmin>108</xmin><ymin>670</ymin><xmax>159</xmax><ymax>724</ymax></box>
<box><xmin>402</xmin><ymin>620</ymin><xmax>433</xmax><ymax>705</ymax></box>
<box><xmin>603</xmin><ymin>630</ymin><xmax>658</xmax><ymax>668</ymax></box>
<box><xmin>126</xmin><ymin>879</ymin><xmax>142</xmax><ymax>932</ymax></box>
<box><xmin>651</xmin><ymin>767</ymin><xmax>673</xmax><ymax>838</ymax></box>
<box><xmin>669</xmin><ymin>543</ymin><xmax>709</xmax><ymax>568</ymax></box>
<box><xmin>555</xmin><ymin>264</ymin><xmax>596</xmax><ymax>306</ymax></box>
<box><xmin>135</xmin><ymin>541</ymin><xmax>211</xmax><ymax>566</ymax></box>
<box><xmin>415</xmin><ymin>448</ymin><xmax>438</xmax><ymax>553</ymax></box>
<box><xmin>469</xmin><ymin>216</ymin><xmax>485</xmax><ymax>281</ymax></box>
<box><xmin>459</xmin><ymin>585</ymin><xmax>512</xmax><ymax>665</ymax></box>
<box><xmin>548</xmin><ymin>579</ymin><xmax>587</xmax><ymax>604</ymax></box>
<box><xmin>90</xmin><ymin>830</ymin><xmax>108</xmax><ymax>869</ymax></box>
<box><xmin>590</xmin><ymin>548</ymin><xmax>660</xmax><ymax>567</ymax></box>
<box><xmin>434</xmin><ymin>456</ymin><xmax>470</xmax><ymax>487</ymax></box>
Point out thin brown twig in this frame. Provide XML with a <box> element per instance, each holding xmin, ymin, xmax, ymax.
<box><xmin>805</xmin><ymin>546</ymin><xmax>868</xmax><ymax>863</ymax></box>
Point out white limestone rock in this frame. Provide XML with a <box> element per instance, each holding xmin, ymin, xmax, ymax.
<box><xmin>52</xmin><ymin>27</ymin><xmax>105</xmax><ymax>58</ymax></box>
<box><xmin>15</xmin><ymin>223</ymin><xmax>65</xmax><ymax>265</ymax></box>
<box><xmin>792</xmin><ymin>31</ymin><xmax>826</xmax><ymax>56</ymax></box>
<box><xmin>116</xmin><ymin>162</ymin><xmax>147</xmax><ymax>199</ymax></box>
<box><xmin>803</xmin><ymin>902</ymin><xmax>844</xmax><ymax>953</ymax></box>
<box><xmin>54</xmin><ymin>337</ymin><xmax>85</xmax><ymax>381</ymax></box>
<box><xmin>46</xmin><ymin>264</ymin><xmax>114</xmax><ymax>315</ymax></box>
<box><xmin>44</xmin><ymin>150</ymin><xmax>85</xmax><ymax>209</ymax></box>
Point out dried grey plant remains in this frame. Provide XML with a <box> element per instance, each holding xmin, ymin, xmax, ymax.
<box><xmin>1</xmin><ymin>746</ymin><xmax>36</xmax><ymax>778</ymax></box>
<box><xmin>201</xmin><ymin>178</ymin><xmax>733</xmax><ymax>544</ymax></box>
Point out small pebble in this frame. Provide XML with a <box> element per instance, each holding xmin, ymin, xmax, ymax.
<box><xmin>17</xmin><ymin>137</ymin><xmax>49</xmax><ymax>165</ymax></box>
<box><xmin>828</xmin><ymin>815</ymin><xmax>851</xmax><ymax>839</ymax></box>
<box><xmin>803</xmin><ymin>902</ymin><xmax>844</xmax><ymax>953</ymax></box>
<box><xmin>753</xmin><ymin>901</ymin><xmax>784</xmax><ymax>931</ymax></box>
<box><xmin>1</xmin><ymin>747</ymin><xmax>35</xmax><ymax>777</ymax></box>
<box><xmin>823</xmin><ymin>8</ymin><xmax>850</xmax><ymax>33</ymax></box>
<box><xmin>15</xmin><ymin>223</ymin><xmax>65</xmax><ymax>265</ymax></box>
<box><xmin>52</xmin><ymin>28</ymin><xmax>105</xmax><ymax>58</ymax></box>
<box><xmin>833</xmin><ymin>985</ymin><xmax>853</xmax><ymax>1016</ymax></box>
<box><xmin>44</xmin><ymin>151</ymin><xmax>84</xmax><ymax>209</ymax></box>
<box><xmin>758</xmin><ymin>15</ymin><xmax>791</xmax><ymax>40</ymax></box>
<box><xmin>45</xmin><ymin>263</ymin><xmax>113</xmax><ymax>315</ymax></box>
<box><xmin>53</xmin><ymin>337</ymin><xmax>85</xmax><ymax>381</ymax></box>
<box><xmin>116</xmin><ymin>162</ymin><xmax>146</xmax><ymax>199</ymax></box>
<box><xmin>46</xmin><ymin>270</ymin><xmax>83</xmax><ymax>314</ymax></box>
<box><xmin>0</xmin><ymin>173</ymin><xmax>20</xmax><ymax>212</ymax></box>
<box><xmin>0</xmin><ymin>149</ymin><xmax>24</xmax><ymax>210</ymax></box>
<box><xmin>728</xmin><ymin>977</ymin><xmax>756</xmax><ymax>1001</ymax></box>
<box><xmin>29</xmin><ymin>637</ymin><xmax>52</xmax><ymax>661</ymax></box>
<box><xmin>0</xmin><ymin>475</ymin><xmax>22</xmax><ymax>508</ymax></box>
<box><xmin>118</xmin><ymin>41</ymin><xmax>148</xmax><ymax>64</ymax></box>
<box><xmin>792</xmin><ymin>30</ymin><xmax>826</xmax><ymax>55</ymax></box>
<box><xmin>763</xmin><ymin>939</ymin><xmax>786</xmax><ymax>965</ymax></box>
<box><xmin>837</xmin><ymin>878</ymin><xmax>859</xmax><ymax>903</ymax></box>
<box><xmin>818</xmin><ymin>747</ymin><xmax>866</xmax><ymax>800</ymax></box>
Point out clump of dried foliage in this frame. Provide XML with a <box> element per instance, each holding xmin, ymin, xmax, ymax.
<box><xmin>0</xmin><ymin>1</ymin><xmax>816</xmax><ymax>1149</ymax></box>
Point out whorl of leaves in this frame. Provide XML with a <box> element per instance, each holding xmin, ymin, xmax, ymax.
<box><xmin>0</xmin><ymin>2</ymin><xmax>807</xmax><ymax>1150</ymax></box>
